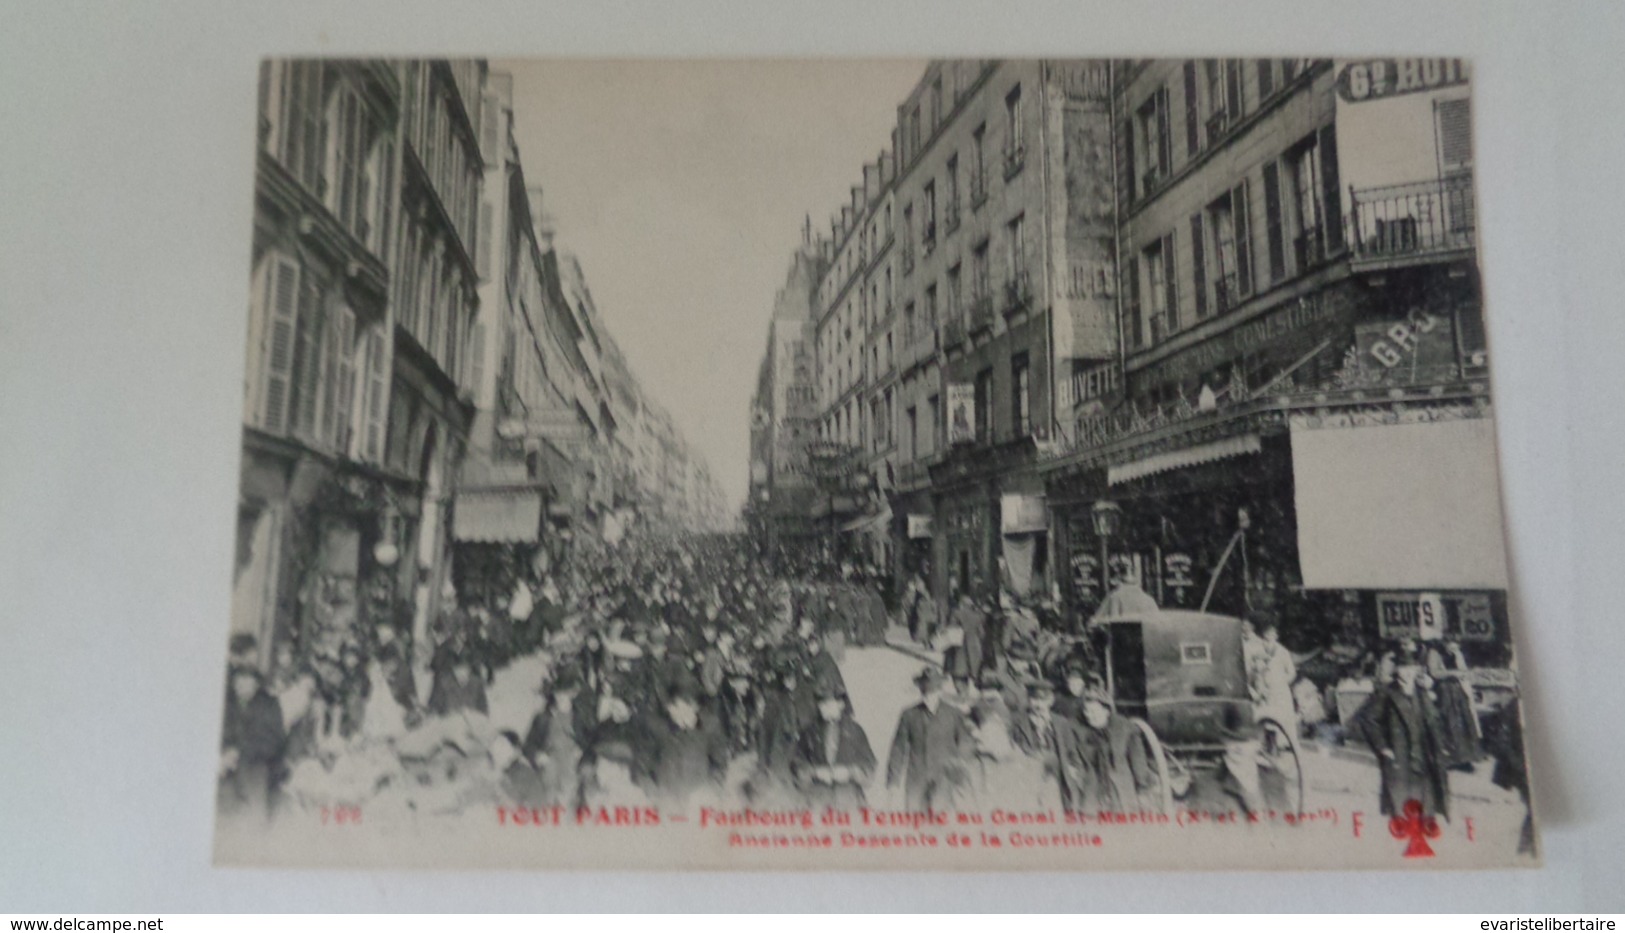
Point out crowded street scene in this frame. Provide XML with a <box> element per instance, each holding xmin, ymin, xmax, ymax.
<box><xmin>215</xmin><ymin>56</ymin><xmax>1535</xmax><ymax>869</ymax></box>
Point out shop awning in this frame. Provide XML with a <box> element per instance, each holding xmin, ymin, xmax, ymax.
<box><xmin>1291</xmin><ymin>417</ymin><xmax>1509</xmax><ymax>590</ymax></box>
<box><xmin>1107</xmin><ymin>433</ymin><xmax>1262</xmax><ymax>486</ymax></box>
<box><xmin>840</xmin><ymin>504</ymin><xmax>891</xmax><ymax>535</ymax></box>
<box><xmin>453</xmin><ymin>488</ymin><xmax>544</xmax><ymax>543</ymax></box>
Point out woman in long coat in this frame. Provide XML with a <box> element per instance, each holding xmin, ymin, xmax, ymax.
<box><xmin>1355</xmin><ymin>658</ymin><xmax>1451</xmax><ymax>820</ymax></box>
<box><xmin>791</xmin><ymin>683</ymin><xmax>876</xmax><ymax>809</ymax></box>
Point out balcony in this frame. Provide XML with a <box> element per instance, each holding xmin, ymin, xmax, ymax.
<box><xmin>969</xmin><ymin>171</ymin><xmax>988</xmax><ymax>210</ymax></box>
<box><xmin>1348</xmin><ymin>174</ymin><xmax>1477</xmax><ymax>271</ymax></box>
<box><xmin>900</xmin><ymin>242</ymin><xmax>915</xmax><ymax>275</ymax></box>
<box><xmin>1212</xmin><ymin>272</ymin><xmax>1240</xmax><ymax>316</ymax></box>
<box><xmin>941</xmin><ymin>315</ymin><xmax>967</xmax><ymax>350</ymax></box>
<box><xmin>1148</xmin><ymin>311</ymin><xmax>1170</xmax><ymax>346</ymax></box>
<box><xmin>1003</xmin><ymin>144</ymin><xmax>1026</xmax><ymax>180</ymax></box>
<box><xmin>1141</xmin><ymin>165</ymin><xmax>1166</xmax><ymax>196</ymax></box>
<box><xmin>921</xmin><ymin>221</ymin><xmax>937</xmax><ymax>255</ymax></box>
<box><xmin>967</xmin><ymin>289</ymin><xmax>994</xmax><ymax>332</ymax></box>
<box><xmin>1293</xmin><ymin>225</ymin><xmax>1326</xmax><ymax>271</ymax></box>
<box><xmin>1002</xmin><ymin>269</ymin><xmax>1033</xmax><ymax>316</ymax></box>
<box><xmin>1205</xmin><ymin>109</ymin><xmax>1232</xmax><ymax>143</ymax></box>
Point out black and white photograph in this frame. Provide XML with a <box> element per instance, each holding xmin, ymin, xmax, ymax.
<box><xmin>205</xmin><ymin>56</ymin><xmax>1542</xmax><ymax>871</ymax></box>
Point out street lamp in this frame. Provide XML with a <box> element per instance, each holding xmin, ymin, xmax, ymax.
<box><xmin>1090</xmin><ymin>499</ymin><xmax>1123</xmax><ymax>598</ymax></box>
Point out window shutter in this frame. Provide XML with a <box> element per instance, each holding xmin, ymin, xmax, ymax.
<box><xmin>1225</xmin><ymin>60</ymin><xmax>1243</xmax><ymax>118</ymax></box>
<box><xmin>334</xmin><ymin>306</ymin><xmax>356</xmax><ymax>453</ymax></box>
<box><xmin>1262</xmin><ymin>160</ymin><xmax>1285</xmax><ymax>282</ymax></box>
<box><xmin>1232</xmin><ymin>181</ymin><xmax>1253</xmax><ymax>297</ymax></box>
<box><xmin>318</xmin><ymin>301</ymin><xmax>341</xmax><ymax>447</ymax></box>
<box><xmin>1189</xmin><ymin>213</ymin><xmax>1208</xmax><ymax>320</ymax></box>
<box><xmin>477</xmin><ymin>203</ymin><xmax>493</xmax><ymax>280</ymax></box>
<box><xmin>1257</xmin><ymin>60</ymin><xmax>1276</xmax><ymax>100</ymax></box>
<box><xmin>1121</xmin><ymin>116</ymin><xmax>1137</xmax><ymax>206</ymax></box>
<box><xmin>260</xmin><ymin>255</ymin><xmax>300</xmax><ymax>434</ymax></box>
<box><xmin>469</xmin><ymin>321</ymin><xmax>486</xmax><ymax>400</ymax></box>
<box><xmin>356</xmin><ymin>329</ymin><xmax>382</xmax><ymax>462</ymax></box>
<box><xmin>293</xmin><ymin>280</ymin><xmax>324</xmax><ymax>441</ymax></box>
<box><xmin>1156</xmin><ymin>87</ymin><xmax>1172</xmax><ymax>174</ymax></box>
<box><xmin>1436</xmin><ymin>98</ymin><xmax>1472</xmax><ymax>169</ymax></box>
<box><xmin>1183</xmin><ymin>61</ymin><xmax>1200</xmax><ymax>156</ymax></box>
<box><xmin>1124</xmin><ymin>255</ymin><xmax>1141</xmax><ymax>348</ymax></box>
<box><xmin>1162</xmin><ymin>232</ymin><xmax>1179</xmax><ymax>330</ymax></box>
<box><xmin>1318</xmin><ymin>124</ymin><xmax>1343</xmax><ymax>252</ymax></box>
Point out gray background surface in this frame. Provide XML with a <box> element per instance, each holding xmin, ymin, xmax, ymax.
<box><xmin>1</xmin><ymin>0</ymin><xmax>1622</xmax><ymax>912</ymax></box>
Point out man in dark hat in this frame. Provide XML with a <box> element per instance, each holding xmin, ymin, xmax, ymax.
<box><xmin>1009</xmin><ymin>679</ymin><xmax>1078</xmax><ymax>808</ymax></box>
<box><xmin>523</xmin><ymin>664</ymin><xmax>588</xmax><ymax>806</ymax></box>
<box><xmin>1058</xmin><ymin>683</ymin><xmax>1154</xmax><ymax>813</ymax></box>
<box><xmin>885</xmin><ymin>665</ymin><xmax>974</xmax><ymax>811</ymax></box>
<box><xmin>791</xmin><ymin>679</ymin><xmax>876</xmax><ymax>808</ymax></box>
<box><xmin>1354</xmin><ymin>646</ymin><xmax>1450</xmax><ymax>821</ymax></box>
<box><xmin>649</xmin><ymin>680</ymin><xmax>729</xmax><ymax>805</ymax></box>
<box><xmin>718</xmin><ymin>662</ymin><xmax>763</xmax><ymax>756</ymax></box>
<box><xmin>219</xmin><ymin>665</ymin><xmax>286</xmax><ymax>822</ymax></box>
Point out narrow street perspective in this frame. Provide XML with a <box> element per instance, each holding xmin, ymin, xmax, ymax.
<box><xmin>214</xmin><ymin>57</ymin><xmax>1533</xmax><ymax>870</ymax></box>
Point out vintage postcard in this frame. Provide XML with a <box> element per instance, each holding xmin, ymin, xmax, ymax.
<box><xmin>216</xmin><ymin>57</ymin><xmax>1534</xmax><ymax>870</ymax></box>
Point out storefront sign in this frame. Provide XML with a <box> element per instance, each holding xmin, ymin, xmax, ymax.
<box><xmin>1138</xmin><ymin>292</ymin><xmax>1339</xmax><ymax>385</ymax></box>
<box><xmin>1000</xmin><ymin>494</ymin><xmax>1049</xmax><ymax>534</ymax></box>
<box><xmin>947</xmin><ymin>383</ymin><xmax>976</xmax><ymax>445</ymax></box>
<box><xmin>907</xmin><ymin>514</ymin><xmax>934</xmax><ymax>539</ymax></box>
<box><xmin>1358</xmin><ymin>307</ymin><xmax>1455</xmax><ymax>371</ymax></box>
<box><xmin>1337</xmin><ymin>58</ymin><xmax>1469</xmax><ymax>104</ymax></box>
<box><xmin>1376</xmin><ymin>592</ymin><xmax>1495</xmax><ymax>641</ymax></box>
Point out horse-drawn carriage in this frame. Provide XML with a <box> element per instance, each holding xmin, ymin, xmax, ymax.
<box><xmin>1047</xmin><ymin>608</ymin><xmax>1306</xmax><ymax>815</ymax></box>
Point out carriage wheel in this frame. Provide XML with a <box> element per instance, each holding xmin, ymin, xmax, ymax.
<box><xmin>1256</xmin><ymin>717</ymin><xmax>1305</xmax><ymax>815</ymax></box>
<box><xmin>1129</xmin><ymin>718</ymin><xmax>1176</xmax><ymax>815</ymax></box>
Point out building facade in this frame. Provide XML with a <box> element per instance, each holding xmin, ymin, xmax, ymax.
<box><xmin>760</xmin><ymin>57</ymin><xmax>1498</xmax><ymax>653</ymax></box>
<box><xmin>234</xmin><ymin>58</ymin><xmax>483</xmax><ymax>677</ymax></box>
<box><xmin>1042</xmin><ymin>58</ymin><xmax>1502</xmax><ymax>654</ymax></box>
<box><xmin>747</xmin><ymin>236</ymin><xmax>827</xmax><ymax>549</ymax></box>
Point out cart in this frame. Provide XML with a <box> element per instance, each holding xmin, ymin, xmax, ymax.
<box><xmin>1085</xmin><ymin>609</ymin><xmax>1306</xmax><ymax>816</ymax></box>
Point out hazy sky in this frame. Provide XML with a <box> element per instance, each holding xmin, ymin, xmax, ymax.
<box><xmin>497</xmin><ymin>59</ymin><xmax>926</xmax><ymax>515</ymax></box>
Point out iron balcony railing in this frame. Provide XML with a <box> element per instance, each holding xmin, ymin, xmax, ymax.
<box><xmin>1004</xmin><ymin>144</ymin><xmax>1026</xmax><ymax>180</ymax></box>
<box><xmin>1212</xmin><ymin>271</ymin><xmax>1240</xmax><ymax>316</ymax></box>
<box><xmin>941</xmin><ymin>314</ymin><xmax>967</xmax><ymax>350</ymax></box>
<box><xmin>967</xmin><ymin>289</ymin><xmax>994</xmax><ymax>332</ymax></box>
<box><xmin>1003</xmin><ymin>269</ymin><xmax>1033</xmax><ymax>315</ymax></box>
<box><xmin>1293</xmin><ymin>225</ymin><xmax>1326</xmax><ymax>271</ymax></box>
<box><xmin>1348</xmin><ymin>174</ymin><xmax>1477</xmax><ymax>267</ymax></box>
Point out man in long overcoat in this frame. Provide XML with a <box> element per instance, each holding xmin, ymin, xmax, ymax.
<box><xmin>1055</xmin><ymin>685</ymin><xmax>1153</xmax><ymax>813</ymax></box>
<box><xmin>1355</xmin><ymin>656</ymin><xmax>1451</xmax><ymax>820</ymax></box>
<box><xmin>885</xmin><ymin>666</ymin><xmax>975</xmax><ymax>811</ymax></box>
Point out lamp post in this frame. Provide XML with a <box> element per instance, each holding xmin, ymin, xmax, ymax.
<box><xmin>1090</xmin><ymin>499</ymin><xmax>1123</xmax><ymax>600</ymax></box>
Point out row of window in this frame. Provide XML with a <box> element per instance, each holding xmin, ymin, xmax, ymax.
<box><xmin>397</xmin><ymin>214</ymin><xmax>477</xmax><ymax>388</ymax></box>
<box><xmin>820</xmin><ymin>76</ymin><xmax>1029</xmax><ymax>408</ymax></box>
<box><xmin>901</xmin><ymin>82</ymin><xmax>1023</xmax><ymax>271</ymax></box>
<box><xmin>246</xmin><ymin>251</ymin><xmax>389</xmax><ymax>464</ymax></box>
<box><xmin>890</xmin><ymin>351</ymin><xmax>1032</xmax><ymax>467</ymax></box>
<box><xmin>402</xmin><ymin>62</ymin><xmax>483</xmax><ymax>265</ymax></box>
<box><xmin>1124</xmin><ymin>125</ymin><xmax>1341</xmax><ymax>349</ymax></box>
<box><xmin>258</xmin><ymin>61</ymin><xmax>395</xmax><ymax>258</ymax></box>
<box><xmin>1128</xmin><ymin>59</ymin><xmax>1321</xmax><ymax>205</ymax></box>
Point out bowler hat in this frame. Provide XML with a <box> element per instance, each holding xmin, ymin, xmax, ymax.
<box><xmin>913</xmin><ymin>666</ymin><xmax>945</xmax><ymax>689</ymax></box>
